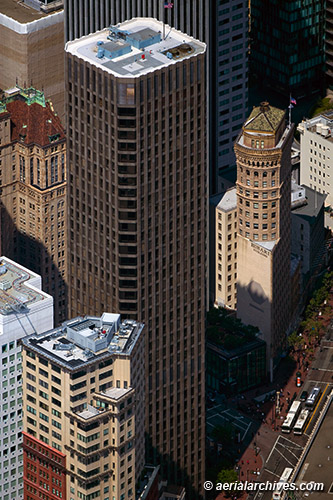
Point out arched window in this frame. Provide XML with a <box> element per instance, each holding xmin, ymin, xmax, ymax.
<box><xmin>254</xmin><ymin>171</ymin><xmax>258</xmax><ymax>177</ymax></box>
<box><xmin>263</xmin><ymin>171</ymin><xmax>267</xmax><ymax>177</ymax></box>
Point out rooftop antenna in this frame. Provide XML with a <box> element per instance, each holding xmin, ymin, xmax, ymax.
<box><xmin>289</xmin><ymin>94</ymin><xmax>297</xmax><ymax>128</ymax></box>
<box><xmin>163</xmin><ymin>1</ymin><xmax>173</xmax><ymax>40</ymax></box>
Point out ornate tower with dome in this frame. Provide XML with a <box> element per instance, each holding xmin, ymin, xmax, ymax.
<box><xmin>234</xmin><ymin>102</ymin><xmax>293</xmax><ymax>377</ymax></box>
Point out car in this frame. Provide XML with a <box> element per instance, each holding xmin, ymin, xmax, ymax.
<box><xmin>300</xmin><ymin>390</ymin><xmax>308</xmax><ymax>402</ymax></box>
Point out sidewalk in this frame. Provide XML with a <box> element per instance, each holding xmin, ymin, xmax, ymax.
<box><xmin>214</xmin><ymin>289</ymin><xmax>333</xmax><ymax>500</ymax></box>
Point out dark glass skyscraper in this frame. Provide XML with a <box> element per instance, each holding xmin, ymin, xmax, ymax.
<box><xmin>251</xmin><ymin>0</ymin><xmax>325</xmax><ymax>97</ymax></box>
<box><xmin>66</xmin><ymin>19</ymin><xmax>206</xmax><ymax>497</ymax></box>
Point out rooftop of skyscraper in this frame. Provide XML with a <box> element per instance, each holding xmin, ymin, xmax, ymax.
<box><xmin>65</xmin><ymin>17</ymin><xmax>206</xmax><ymax>78</ymax></box>
<box><xmin>22</xmin><ymin>314</ymin><xmax>144</xmax><ymax>370</ymax></box>
<box><xmin>0</xmin><ymin>0</ymin><xmax>63</xmax><ymax>24</ymax></box>
<box><xmin>0</xmin><ymin>257</ymin><xmax>48</xmax><ymax>316</ymax></box>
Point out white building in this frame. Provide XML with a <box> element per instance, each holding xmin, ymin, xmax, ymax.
<box><xmin>298</xmin><ymin>112</ymin><xmax>333</xmax><ymax>207</ymax></box>
<box><xmin>0</xmin><ymin>257</ymin><xmax>53</xmax><ymax>500</ymax></box>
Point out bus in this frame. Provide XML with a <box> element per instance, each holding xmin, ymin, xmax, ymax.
<box><xmin>272</xmin><ymin>467</ymin><xmax>293</xmax><ymax>500</ymax></box>
<box><xmin>281</xmin><ymin>401</ymin><xmax>301</xmax><ymax>433</ymax></box>
<box><xmin>293</xmin><ymin>409</ymin><xmax>310</xmax><ymax>435</ymax></box>
<box><xmin>305</xmin><ymin>387</ymin><xmax>321</xmax><ymax>410</ymax></box>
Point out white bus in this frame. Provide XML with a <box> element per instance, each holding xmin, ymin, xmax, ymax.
<box><xmin>305</xmin><ymin>387</ymin><xmax>321</xmax><ymax>410</ymax></box>
<box><xmin>293</xmin><ymin>409</ymin><xmax>310</xmax><ymax>435</ymax></box>
<box><xmin>272</xmin><ymin>467</ymin><xmax>293</xmax><ymax>500</ymax></box>
<box><xmin>281</xmin><ymin>401</ymin><xmax>301</xmax><ymax>433</ymax></box>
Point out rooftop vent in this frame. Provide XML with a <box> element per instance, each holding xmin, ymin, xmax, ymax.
<box><xmin>0</xmin><ymin>280</ymin><xmax>11</xmax><ymax>291</ymax></box>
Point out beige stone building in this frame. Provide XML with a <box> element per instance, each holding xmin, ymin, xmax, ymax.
<box><xmin>234</xmin><ymin>102</ymin><xmax>293</xmax><ymax>375</ymax></box>
<box><xmin>0</xmin><ymin>86</ymin><xmax>67</xmax><ymax>324</ymax></box>
<box><xmin>0</xmin><ymin>0</ymin><xmax>64</xmax><ymax>123</ymax></box>
<box><xmin>21</xmin><ymin>313</ymin><xmax>145</xmax><ymax>500</ymax></box>
<box><xmin>214</xmin><ymin>188</ymin><xmax>237</xmax><ymax>310</ymax></box>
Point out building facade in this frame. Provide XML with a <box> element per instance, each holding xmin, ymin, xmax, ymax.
<box><xmin>0</xmin><ymin>86</ymin><xmax>68</xmax><ymax>324</ymax></box>
<box><xmin>64</xmin><ymin>0</ymin><xmax>208</xmax><ymax>46</ymax></box>
<box><xmin>22</xmin><ymin>313</ymin><xmax>145</xmax><ymax>500</ymax></box>
<box><xmin>326</xmin><ymin>0</ymin><xmax>333</xmax><ymax>86</ymax></box>
<box><xmin>291</xmin><ymin>182</ymin><xmax>326</xmax><ymax>277</ymax></box>
<box><xmin>234</xmin><ymin>102</ymin><xmax>293</xmax><ymax>375</ymax></box>
<box><xmin>0</xmin><ymin>257</ymin><xmax>53</xmax><ymax>500</ymax></box>
<box><xmin>65</xmin><ymin>19</ymin><xmax>206</xmax><ymax>496</ymax></box>
<box><xmin>214</xmin><ymin>188</ymin><xmax>237</xmax><ymax>310</ymax></box>
<box><xmin>250</xmin><ymin>0</ymin><xmax>325</xmax><ymax>97</ymax></box>
<box><xmin>298</xmin><ymin>112</ymin><xmax>333</xmax><ymax>208</ymax></box>
<box><xmin>211</xmin><ymin>0</ymin><xmax>248</xmax><ymax>185</ymax></box>
<box><xmin>206</xmin><ymin>336</ymin><xmax>266</xmax><ymax>395</ymax></box>
<box><xmin>0</xmin><ymin>0</ymin><xmax>65</xmax><ymax>122</ymax></box>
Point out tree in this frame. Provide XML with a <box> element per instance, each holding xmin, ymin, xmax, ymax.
<box><xmin>217</xmin><ymin>469</ymin><xmax>238</xmax><ymax>484</ymax></box>
<box><xmin>288</xmin><ymin>331</ymin><xmax>304</xmax><ymax>351</ymax></box>
<box><xmin>216</xmin><ymin>469</ymin><xmax>241</xmax><ymax>498</ymax></box>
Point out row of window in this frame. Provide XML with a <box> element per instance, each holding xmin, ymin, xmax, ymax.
<box><xmin>239</xmin><ymin>187</ymin><xmax>278</xmax><ymax>198</ymax></box>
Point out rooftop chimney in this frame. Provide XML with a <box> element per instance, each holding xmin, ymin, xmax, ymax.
<box><xmin>260</xmin><ymin>101</ymin><xmax>270</xmax><ymax>113</ymax></box>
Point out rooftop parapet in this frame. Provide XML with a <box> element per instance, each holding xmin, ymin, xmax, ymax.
<box><xmin>66</xmin><ymin>17</ymin><xmax>206</xmax><ymax>78</ymax></box>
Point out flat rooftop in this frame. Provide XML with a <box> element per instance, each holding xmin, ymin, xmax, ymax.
<box><xmin>0</xmin><ymin>258</ymin><xmax>45</xmax><ymax>316</ymax></box>
<box><xmin>66</xmin><ymin>17</ymin><xmax>206</xmax><ymax>78</ymax></box>
<box><xmin>297</xmin><ymin>113</ymin><xmax>333</xmax><ymax>143</ymax></box>
<box><xmin>294</xmin><ymin>392</ymin><xmax>333</xmax><ymax>498</ymax></box>
<box><xmin>22</xmin><ymin>314</ymin><xmax>144</xmax><ymax>370</ymax></box>
<box><xmin>0</xmin><ymin>0</ymin><xmax>48</xmax><ymax>23</ymax></box>
<box><xmin>292</xmin><ymin>185</ymin><xmax>326</xmax><ymax>218</ymax></box>
<box><xmin>217</xmin><ymin>188</ymin><xmax>237</xmax><ymax>212</ymax></box>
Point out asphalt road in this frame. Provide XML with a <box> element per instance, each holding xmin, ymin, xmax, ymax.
<box><xmin>252</xmin><ymin>324</ymin><xmax>333</xmax><ymax>500</ymax></box>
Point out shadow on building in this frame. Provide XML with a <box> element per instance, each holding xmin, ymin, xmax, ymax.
<box><xmin>145</xmin><ymin>435</ymin><xmax>203</xmax><ymax>500</ymax></box>
<box><xmin>0</xmin><ymin>204</ymin><xmax>67</xmax><ymax>325</ymax></box>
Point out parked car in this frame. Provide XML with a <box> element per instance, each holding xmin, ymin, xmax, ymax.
<box><xmin>300</xmin><ymin>390</ymin><xmax>308</xmax><ymax>402</ymax></box>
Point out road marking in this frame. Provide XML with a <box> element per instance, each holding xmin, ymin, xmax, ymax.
<box><xmin>242</xmin><ymin>422</ymin><xmax>251</xmax><ymax>441</ymax></box>
<box><xmin>266</xmin><ymin>436</ymin><xmax>280</xmax><ymax>464</ymax></box>
<box><xmin>314</xmin><ymin>368</ymin><xmax>333</xmax><ymax>372</ymax></box>
<box><xmin>304</xmin><ymin>383</ymin><xmax>329</xmax><ymax>433</ymax></box>
<box><xmin>275</xmin><ymin>446</ymin><xmax>295</xmax><ymax>466</ymax></box>
<box><xmin>263</xmin><ymin>468</ymin><xmax>281</xmax><ymax>479</ymax></box>
<box><xmin>279</xmin><ymin>435</ymin><xmax>303</xmax><ymax>447</ymax></box>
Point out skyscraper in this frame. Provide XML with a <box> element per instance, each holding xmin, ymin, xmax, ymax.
<box><xmin>64</xmin><ymin>0</ymin><xmax>208</xmax><ymax>44</ymax></box>
<box><xmin>66</xmin><ymin>19</ymin><xmax>206</xmax><ymax>496</ymax></box>
<box><xmin>326</xmin><ymin>0</ymin><xmax>333</xmax><ymax>85</ymax></box>
<box><xmin>250</xmin><ymin>0</ymin><xmax>325</xmax><ymax>98</ymax></box>
<box><xmin>0</xmin><ymin>0</ymin><xmax>65</xmax><ymax>122</ymax></box>
<box><xmin>0</xmin><ymin>86</ymin><xmax>68</xmax><ymax>325</ymax></box>
<box><xmin>210</xmin><ymin>0</ymin><xmax>248</xmax><ymax>187</ymax></box>
<box><xmin>0</xmin><ymin>256</ymin><xmax>53</xmax><ymax>500</ymax></box>
<box><xmin>22</xmin><ymin>313</ymin><xmax>145</xmax><ymax>500</ymax></box>
<box><xmin>234</xmin><ymin>102</ymin><xmax>293</xmax><ymax>375</ymax></box>
<box><xmin>63</xmin><ymin>0</ymin><xmax>249</xmax><ymax>192</ymax></box>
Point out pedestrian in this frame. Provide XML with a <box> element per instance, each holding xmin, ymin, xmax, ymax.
<box><xmin>241</xmin><ymin>460</ymin><xmax>244</xmax><ymax>465</ymax></box>
<box><xmin>247</xmin><ymin>460</ymin><xmax>249</xmax><ymax>465</ymax></box>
